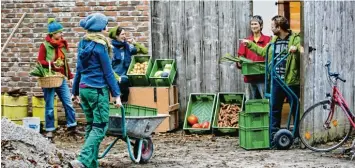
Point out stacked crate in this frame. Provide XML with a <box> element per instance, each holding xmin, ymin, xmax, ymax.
<box><xmin>239</xmin><ymin>99</ymin><xmax>270</xmax><ymax>150</ymax></box>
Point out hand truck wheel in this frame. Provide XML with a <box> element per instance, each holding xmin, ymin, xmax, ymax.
<box><xmin>274</xmin><ymin>129</ymin><xmax>294</xmax><ymax>150</ymax></box>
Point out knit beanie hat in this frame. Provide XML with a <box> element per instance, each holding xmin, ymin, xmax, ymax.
<box><xmin>108</xmin><ymin>26</ymin><xmax>120</xmax><ymax>39</ymax></box>
<box><xmin>80</xmin><ymin>13</ymin><xmax>108</xmax><ymax>32</ymax></box>
<box><xmin>48</xmin><ymin>18</ymin><xmax>63</xmax><ymax>34</ymax></box>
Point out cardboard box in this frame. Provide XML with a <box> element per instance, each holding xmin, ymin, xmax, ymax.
<box><xmin>127</xmin><ymin>86</ymin><xmax>179</xmax><ymax>113</ymax></box>
<box><xmin>155</xmin><ymin>109</ymin><xmax>179</xmax><ymax>133</ymax></box>
<box><xmin>127</xmin><ymin>86</ymin><xmax>180</xmax><ymax>133</ymax></box>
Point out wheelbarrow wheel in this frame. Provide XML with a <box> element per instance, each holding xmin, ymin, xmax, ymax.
<box><xmin>134</xmin><ymin>137</ymin><xmax>154</xmax><ymax>164</ymax></box>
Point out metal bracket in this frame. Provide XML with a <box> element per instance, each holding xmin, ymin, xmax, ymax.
<box><xmin>309</xmin><ymin>46</ymin><xmax>316</xmax><ymax>53</ymax></box>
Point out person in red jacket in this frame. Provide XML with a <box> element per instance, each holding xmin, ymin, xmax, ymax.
<box><xmin>37</xmin><ymin>18</ymin><xmax>78</xmax><ymax>139</ymax></box>
<box><xmin>237</xmin><ymin>15</ymin><xmax>271</xmax><ymax>99</ymax></box>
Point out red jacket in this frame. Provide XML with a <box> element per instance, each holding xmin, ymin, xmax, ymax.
<box><xmin>37</xmin><ymin>36</ymin><xmax>73</xmax><ymax>79</ymax></box>
<box><xmin>237</xmin><ymin>34</ymin><xmax>271</xmax><ymax>83</ymax></box>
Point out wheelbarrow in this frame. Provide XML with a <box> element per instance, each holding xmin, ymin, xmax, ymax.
<box><xmin>78</xmin><ymin>103</ymin><xmax>169</xmax><ymax>164</ymax></box>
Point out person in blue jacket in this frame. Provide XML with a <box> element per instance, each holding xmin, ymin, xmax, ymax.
<box><xmin>70</xmin><ymin>13</ymin><xmax>122</xmax><ymax>168</ymax></box>
<box><xmin>108</xmin><ymin>26</ymin><xmax>138</xmax><ymax>102</ymax></box>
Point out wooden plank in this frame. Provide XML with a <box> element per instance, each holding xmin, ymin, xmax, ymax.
<box><xmin>302</xmin><ymin>0</ymin><xmax>315</xmax><ymax>135</ymax></box>
<box><xmin>168</xmin><ymin>103</ymin><xmax>180</xmax><ymax>112</ymax></box>
<box><xmin>185</xmin><ymin>1</ymin><xmax>203</xmax><ymax>94</ymax></box>
<box><xmin>167</xmin><ymin>1</ymin><xmax>186</xmax><ymax>122</ymax></box>
<box><xmin>202</xmin><ymin>0</ymin><xmax>219</xmax><ymax>93</ymax></box>
<box><xmin>219</xmin><ymin>1</ymin><xmax>248</xmax><ymax>92</ymax></box>
<box><xmin>151</xmin><ymin>1</ymin><xmax>168</xmax><ymax>60</ymax></box>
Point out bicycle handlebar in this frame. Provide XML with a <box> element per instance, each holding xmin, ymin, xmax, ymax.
<box><xmin>325</xmin><ymin>61</ymin><xmax>346</xmax><ymax>83</ymax></box>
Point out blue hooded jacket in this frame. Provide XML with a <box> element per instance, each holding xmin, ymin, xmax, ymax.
<box><xmin>111</xmin><ymin>40</ymin><xmax>137</xmax><ymax>76</ymax></box>
<box><xmin>72</xmin><ymin>39</ymin><xmax>120</xmax><ymax>97</ymax></box>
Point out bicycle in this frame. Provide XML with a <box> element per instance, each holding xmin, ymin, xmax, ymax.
<box><xmin>298</xmin><ymin>61</ymin><xmax>355</xmax><ymax>160</ymax></box>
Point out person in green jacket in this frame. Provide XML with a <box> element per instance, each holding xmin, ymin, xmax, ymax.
<box><xmin>240</xmin><ymin>15</ymin><xmax>303</xmax><ymax>137</ymax></box>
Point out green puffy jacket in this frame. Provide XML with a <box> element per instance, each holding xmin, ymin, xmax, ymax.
<box><xmin>246</xmin><ymin>31</ymin><xmax>302</xmax><ymax>86</ymax></box>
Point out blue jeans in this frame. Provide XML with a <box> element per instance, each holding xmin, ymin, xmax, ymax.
<box><xmin>43</xmin><ymin>79</ymin><xmax>77</xmax><ymax>131</ymax></box>
<box><xmin>270</xmin><ymin>80</ymin><xmax>300</xmax><ymax>136</ymax></box>
<box><xmin>247</xmin><ymin>83</ymin><xmax>265</xmax><ymax>99</ymax></box>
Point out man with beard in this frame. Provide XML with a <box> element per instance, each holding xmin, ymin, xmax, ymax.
<box><xmin>240</xmin><ymin>15</ymin><xmax>303</xmax><ymax>138</ymax></box>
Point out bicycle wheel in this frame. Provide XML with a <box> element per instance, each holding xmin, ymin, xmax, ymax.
<box><xmin>299</xmin><ymin>100</ymin><xmax>353</xmax><ymax>152</ymax></box>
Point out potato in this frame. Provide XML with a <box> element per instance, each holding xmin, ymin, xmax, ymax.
<box><xmin>217</xmin><ymin>103</ymin><xmax>240</xmax><ymax>128</ymax></box>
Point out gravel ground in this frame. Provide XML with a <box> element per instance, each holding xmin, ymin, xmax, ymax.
<box><xmin>2</xmin><ymin>119</ymin><xmax>353</xmax><ymax>168</ymax></box>
<box><xmin>55</xmin><ymin>130</ymin><xmax>355</xmax><ymax>168</ymax></box>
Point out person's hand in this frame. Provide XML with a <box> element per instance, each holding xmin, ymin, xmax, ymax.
<box><xmin>127</xmin><ymin>38</ymin><xmax>136</xmax><ymax>45</ymax></box>
<box><xmin>237</xmin><ymin>62</ymin><xmax>242</xmax><ymax>69</ymax></box>
<box><xmin>71</xmin><ymin>95</ymin><xmax>80</xmax><ymax>104</ymax></box>
<box><xmin>115</xmin><ymin>96</ymin><xmax>122</xmax><ymax>108</ymax></box>
<box><xmin>53</xmin><ymin>63</ymin><xmax>60</xmax><ymax>69</ymax></box>
<box><xmin>239</xmin><ymin>39</ymin><xmax>251</xmax><ymax>46</ymax></box>
<box><xmin>289</xmin><ymin>46</ymin><xmax>297</xmax><ymax>53</ymax></box>
<box><xmin>69</xmin><ymin>79</ymin><xmax>73</xmax><ymax>87</ymax></box>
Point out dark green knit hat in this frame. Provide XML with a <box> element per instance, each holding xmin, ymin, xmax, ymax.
<box><xmin>108</xmin><ymin>26</ymin><xmax>119</xmax><ymax>39</ymax></box>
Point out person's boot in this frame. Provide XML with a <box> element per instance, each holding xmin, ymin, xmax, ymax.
<box><xmin>45</xmin><ymin>131</ymin><xmax>55</xmax><ymax>143</ymax></box>
<box><xmin>69</xmin><ymin>160</ymin><xmax>86</xmax><ymax>168</ymax></box>
<box><xmin>67</xmin><ymin>126</ymin><xmax>85</xmax><ymax>136</ymax></box>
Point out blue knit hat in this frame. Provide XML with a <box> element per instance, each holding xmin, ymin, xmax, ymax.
<box><xmin>48</xmin><ymin>18</ymin><xmax>63</xmax><ymax>34</ymax></box>
<box><xmin>80</xmin><ymin>13</ymin><xmax>108</xmax><ymax>32</ymax></box>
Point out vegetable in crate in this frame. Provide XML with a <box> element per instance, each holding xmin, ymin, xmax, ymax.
<box><xmin>153</xmin><ymin>64</ymin><xmax>173</xmax><ymax>78</ymax></box>
<box><xmin>192</xmin><ymin>123</ymin><xmax>202</xmax><ymax>128</ymax></box>
<box><xmin>201</xmin><ymin>121</ymin><xmax>210</xmax><ymax>128</ymax></box>
<box><xmin>219</xmin><ymin>53</ymin><xmax>253</xmax><ymax>63</ymax></box>
<box><xmin>217</xmin><ymin>103</ymin><xmax>241</xmax><ymax>128</ymax></box>
<box><xmin>130</xmin><ymin>61</ymin><xmax>148</xmax><ymax>75</ymax></box>
<box><xmin>154</xmin><ymin>71</ymin><xmax>163</xmax><ymax>77</ymax></box>
<box><xmin>187</xmin><ymin>115</ymin><xmax>199</xmax><ymax>126</ymax></box>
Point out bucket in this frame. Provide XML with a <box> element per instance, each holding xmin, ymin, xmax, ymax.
<box><xmin>23</xmin><ymin>117</ymin><xmax>41</xmax><ymax>132</ymax></box>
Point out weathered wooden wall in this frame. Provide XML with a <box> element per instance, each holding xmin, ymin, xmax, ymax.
<box><xmin>151</xmin><ymin>1</ymin><xmax>252</xmax><ymax>120</ymax></box>
<box><xmin>302</xmin><ymin>1</ymin><xmax>355</xmax><ymax>137</ymax></box>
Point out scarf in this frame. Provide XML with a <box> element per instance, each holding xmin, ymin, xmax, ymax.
<box><xmin>84</xmin><ymin>32</ymin><xmax>113</xmax><ymax>57</ymax></box>
<box><xmin>111</xmin><ymin>39</ymin><xmax>132</xmax><ymax>68</ymax></box>
<box><xmin>45</xmin><ymin>35</ymin><xmax>68</xmax><ymax>59</ymax></box>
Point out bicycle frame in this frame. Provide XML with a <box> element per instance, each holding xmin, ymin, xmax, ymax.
<box><xmin>325</xmin><ymin>85</ymin><xmax>355</xmax><ymax>129</ymax></box>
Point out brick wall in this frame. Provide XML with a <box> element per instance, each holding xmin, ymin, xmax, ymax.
<box><xmin>1</xmin><ymin>0</ymin><xmax>151</xmax><ymax>123</ymax></box>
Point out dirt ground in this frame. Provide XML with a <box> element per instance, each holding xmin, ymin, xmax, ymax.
<box><xmin>55</xmin><ymin>130</ymin><xmax>355</xmax><ymax>168</ymax></box>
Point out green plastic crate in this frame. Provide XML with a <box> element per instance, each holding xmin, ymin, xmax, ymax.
<box><xmin>212</xmin><ymin>93</ymin><xmax>245</xmax><ymax>134</ymax></box>
<box><xmin>127</xmin><ymin>56</ymin><xmax>153</xmax><ymax>86</ymax></box>
<box><xmin>241</xmin><ymin>61</ymin><xmax>265</xmax><ymax>75</ymax></box>
<box><xmin>239</xmin><ymin>112</ymin><xmax>269</xmax><ymax>128</ymax></box>
<box><xmin>109</xmin><ymin>104</ymin><xmax>157</xmax><ymax>116</ymax></box>
<box><xmin>183</xmin><ymin>93</ymin><xmax>216</xmax><ymax>133</ymax></box>
<box><xmin>149</xmin><ymin>59</ymin><xmax>176</xmax><ymax>86</ymax></box>
<box><xmin>239</xmin><ymin>126</ymin><xmax>269</xmax><ymax>150</ymax></box>
<box><xmin>245</xmin><ymin>99</ymin><xmax>270</xmax><ymax>113</ymax></box>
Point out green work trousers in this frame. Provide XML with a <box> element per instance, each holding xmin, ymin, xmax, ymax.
<box><xmin>77</xmin><ymin>87</ymin><xmax>110</xmax><ymax>168</ymax></box>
